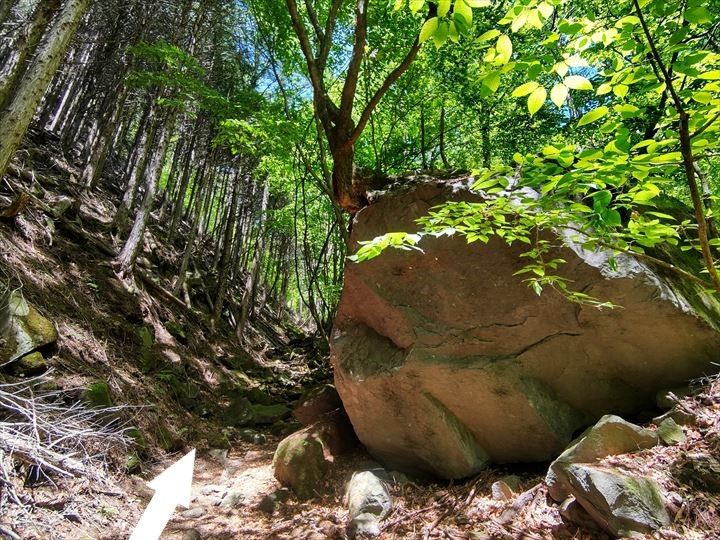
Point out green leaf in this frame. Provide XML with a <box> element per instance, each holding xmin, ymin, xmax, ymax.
<box><xmin>538</xmin><ymin>2</ymin><xmax>553</xmax><ymax>19</ymax></box>
<box><xmin>528</xmin><ymin>86</ymin><xmax>547</xmax><ymax>115</ymax></box>
<box><xmin>613</xmin><ymin>84</ymin><xmax>629</xmax><ymax>98</ymax></box>
<box><xmin>419</xmin><ymin>17</ymin><xmax>439</xmax><ymax>43</ymax></box>
<box><xmin>437</xmin><ymin>0</ymin><xmax>451</xmax><ymax>17</ymax></box>
<box><xmin>448</xmin><ymin>21</ymin><xmax>460</xmax><ymax>42</ymax></box>
<box><xmin>482</xmin><ymin>71</ymin><xmax>501</xmax><ymax>92</ymax></box>
<box><xmin>564</xmin><ymin>75</ymin><xmax>593</xmax><ymax>90</ymax></box>
<box><xmin>433</xmin><ymin>21</ymin><xmax>449</xmax><ymax>48</ymax></box>
<box><xmin>684</xmin><ymin>6</ymin><xmax>712</xmax><ymax>24</ymax></box>
<box><xmin>477</xmin><ymin>29</ymin><xmax>501</xmax><ymax>42</ymax></box>
<box><xmin>464</xmin><ymin>0</ymin><xmax>490</xmax><ymax>6</ymax></box>
<box><xmin>455</xmin><ymin>0</ymin><xmax>472</xmax><ymax>25</ymax></box>
<box><xmin>496</xmin><ymin>34</ymin><xmax>512</xmax><ymax>63</ymax></box>
<box><xmin>592</xmin><ymin>190</ymin><xmax>612</xmax><ymax>209</ymax></box>
<box><xmin>393</xmin><ymin>0</ymin><xmax>404</xmax><ymax>11</ymax></box>
<box><xmin>409</xmin><ymin>0</ymin><xmax>425</xmax><ymax>13</ymax></box>
<box><xmin>512</xmin><ymin>81</ymin><xmax>539</xmax><ymax>97</ymax></box>
<box><xmin>699</xmin><ymin>70</ymin><xmax>720</xmax><ymax>80</ymax></box>
<box><xmin>603</xmin><ymin>209</ymin><xmax>622</xmax><ymax>227</ymax></box>
<box><xmin>578</xmin><ymin>106</ymin><xmax>609</xmax><ymax>126</ymax></box>
<box><xmin>550</xmin><ymin>83</ymin><xmax>568</xmax><ymax>107</ymax></box>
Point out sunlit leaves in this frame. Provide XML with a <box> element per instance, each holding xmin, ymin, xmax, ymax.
<box><xmin>512</xmin><ymin>81</ymin><xmax>540</xmax><ymax>97</ymax></box>
<box><xmin>419</xmin><ymin>17</ymin><xmax>439</xmax><ymax>43</ymax></box>
<box><xmin>495</xmin><ymin>34</ymin><xmax>513</xmax><ymax>63</ymax></box>
<box><xmin>528</xmin><ymin>86</ymin><xmax>547</xmax><ymax>115</ymax></box>
<box><xmin>550</xmin><ymin>83</ymin><xmax>568</xmax><ymax>107</ymax></box>
<box><xmin>578</xmin><ymin>106</ymin><xmax>609</xmax><ymax>126</ymax></box>
<box><xmin>563</xmin><ymin>75</ymin><xmax>593</xmax><ymax>90</ymax></box>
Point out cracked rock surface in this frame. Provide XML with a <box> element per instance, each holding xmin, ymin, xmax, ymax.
<box><xmin>331</xmin><ymin>179</ymin><xmax>720</xmax><ymax>479</ymax></box>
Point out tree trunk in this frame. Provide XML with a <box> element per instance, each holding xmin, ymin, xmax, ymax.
<box><xmin>439</xmin><ymin>104</ymin><xmax>449</xmax><ymax>169</ymax></box>
<box><xmin>0</xmin><ymin>0</ymin><xmax>92</xmax><ymax>179</ymax></box>
<box><xmin>211</xmin><ymin>168</ymin><xmax>244</xmax><ymax>329</ymax></box>
<box><xmin>0</xmin><ymin>0</ymin><xmax>61</xmax><ymax>111</ymax></box>
<box><xmin>114</xmin><ymin>115</ymin><xmax>173</xmax><ymax>278</ymax></box>
<box><xmin>237</xmin><ymin>180</ymin><xmax>269</xmax><ymax>340</ymax></box>
<box><xmin>0</xmin><ymin>0</ymin><xmax>20</xmax><ymax>25</ymax></box>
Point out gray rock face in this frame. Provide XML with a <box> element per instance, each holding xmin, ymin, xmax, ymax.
<box><xmin>331</xmin><ymin>179</ymin><xmax>720</xmax><ymax>478</ymax></box>
<box><xmin>563</xmin><ymin>464</ymin><xmax>670</xmax><ymax>537</ymax></box>
<box><xmin>345</xmin><ymin>470</ymin><xmax>392</xmax><ymax>539</ymax></box>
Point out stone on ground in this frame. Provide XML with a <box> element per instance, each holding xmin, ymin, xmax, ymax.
<box><xmin>331</xmin><ymin>179</ymin><xmax>720</xmax><ymax>479</ymax></box>
<box><xmin>293</xmin><ymin>383</ymin><xmax>342</xmax><ymax>425</ymax></box>
<box><xmin>563</xmin><ymin>464</ymin><xmax>670</xmax><ymax>537</ymax></box>
<box><xmin>657</xmin><ymin>418</ymin><xmax>685</xmax><ymax>446</ymax></box>
<box><xmin>344</xmin><ymin>470</ymin><xmax>393</xmax><ymax>538</ymax></box>
<box><xmin>546</xmin><ymin>415</ymin><xmax>658</xmax><ymax>501</ymax></box>
<box><xmin>272</xmin><ymin>429</ymin><xmax>329</xmax><ymax>500</ymax></box>
<box><xmin>1</xmin><ymin>293</ymin><xmax>58</xmax><ymax>364</ymax></box>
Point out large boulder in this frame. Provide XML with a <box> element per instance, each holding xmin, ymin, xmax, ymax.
<box><xmin>331</xmin><ymin>178</ymin><xmax>720</xmax><ymax>479</ymax></box>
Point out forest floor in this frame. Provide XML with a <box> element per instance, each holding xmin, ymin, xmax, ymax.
<box><xmin>1</xmin><ymin>137</ymin><xmax>720</xmax><ymax>540</ymax></box>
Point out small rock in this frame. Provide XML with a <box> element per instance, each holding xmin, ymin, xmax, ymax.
<box><xmin>247</xmin><ymin>430</ymin><xmax>267</xmax><ymax>444</ymax></box>
<box><xmin>256</xmin><ymin>489</ymin><xmax>289</xmax><ymax>515</ymax></box>
<box><xmin>249</xmin><ymin>403</ymin><xmax>291</xmax><ymax>425</ymax></box>
<box><xmin>293</xmin><ymin>384</ymin><xmax>342</xmax><ymax>425</ymax></box>
<box><xmin>345</xmin><ymin>470</ymin><xmax>392</xmax><ymax>539</ymax></box>
<box><xmin>657</xmin><ymin>418</ymin><xmax>686</xmax><ymax>446</ymax></box>
<box><xmin>273</xmin><ymin>430</ymin><xmax>328</xmax><ymax>500</ymax></box>
<box><xmin>347</xmin><ymin>512</ymin><xmax>381</xmax><ymax>539</ymax></box>
<box><xmin>563</xmin><ymin>464</ymin><xmax>669</xmax><ymax>536</ymax></box>
<box><xmin>491</xmin><ymin>481</ymin><xmax>513</xmax><ymax>501</ymax></box>
<box><xmin>0</xmin><ymin>296</ymin><xmax>58</xmax><ymax>365</ymax></box>
<box><xmin>652</xmin><ymin>408</ymin><xmax>696</xmax><ymax>427</ymax></box>
<box><xmin>201</xmin><ymin>485</ymin><xmax>225</xmax><ymax>496</ymax></box>
<box><xmin>181</xmin><ymin>507</ymin><xmax>207</xmax><ymax>519</ymax></box>
<box><xmin>546</xmin><ymin>415</ymin><xmax>659</xmax><ymax>502</ymax></box>
<box><xmin>181</xmin><ymin>529</ymin><xmax>202</xmax><ymax>540</ymax></box>
<box><xmin>499</xmin><ymin>474</ymin><xmax>522</xmax><ymax>493</ymax></box>
<box><xmin>15</xmin><ymin>351</ymin><xmax>47</xmax><ymax>375</ymax></box>
<box><xmin>220</xmin><ymin>490</ymin><xmax>246</xmax><ymax>508</ymax></box>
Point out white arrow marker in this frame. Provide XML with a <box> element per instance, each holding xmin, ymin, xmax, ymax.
<box><xmin>130</xmin><ymin>449</ymin><xmax>196</xmax><ymax>540</ymax></box>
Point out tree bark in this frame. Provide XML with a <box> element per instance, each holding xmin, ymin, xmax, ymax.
<box><xmin>114</xmin><ymin>114</ymin><xmax>174</xmax><ymax>278</ymax></box>
<box><xmin>0</xmin><ymin>0</ymin><xmax>62</xmax><ymax>111</ymax></box>
<box><xmin>0</xmin><ymin>0</ymin><xmax>93</xmax><ymax>179</ymax></box>
<box><xmin>237</xmin><ymin>180</ymin><xmax>269</xmax><ymax>340</ymax></box>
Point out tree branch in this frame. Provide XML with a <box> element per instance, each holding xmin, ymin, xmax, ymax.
<box><xmin>338</xmin><ymin>0</ymin><xmax>368</xmax><ymax>126</ymax></box>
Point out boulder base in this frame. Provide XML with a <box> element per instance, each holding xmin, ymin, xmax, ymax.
<box><xmin>331</xmin><ymin>179</ymin><xmax>720</xmax><ymax>478</ymax></box>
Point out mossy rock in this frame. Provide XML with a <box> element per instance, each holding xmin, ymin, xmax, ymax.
<box><xmin>250</xmin><ymin>403</ymin><xmax>291</xmax><ymax>425</ymax></box>
<box><xmin>273</xmin><ymin>430</ymin><xmax>329</xmax><ymax>500</ymax></box>
<box><xmin>205</xmin><ymin>431</ymin><xmax>231</xmax><ymax>449</ymax></box>
<box><xmin>124</xmin><ymin>452</ymin><xmax>142</xmax><ymax>474</ymax></box>
<box><xmin>83</xmin><ymin>382</ymin><xmax>113</xmax><ymax>407</ymax></box>
<box><xmin>15</xmin><ymin>351</ymin><xmax>47</xmax><ymax>375</ymax></box>
<box><xmin>125</xmin><ymin>427</ymin><xmax>147</xmax><ymax>450</ymax></box>
<box><xmin>157</xmin><ymin>424</ymin><xmax>184</xmax><ymax>452</ymax></box>
<box><xmin>1</xmin><ymin>298</ymin><xmax>58</xmax><ymax>364</ymax></box>
<box><xmin>165</xmin><ymin>321</ymin><xmax>187</xmax><ymax>342</ymax></box>
<box><xmin>137</xmin><ymin>326</ymin><xmax>154</xmax><ymax>349</ymax></box>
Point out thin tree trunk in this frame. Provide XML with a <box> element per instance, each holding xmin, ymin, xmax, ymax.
<box><xmin>211</xmin><ymin>168</ymin><xmax>243</xmax><ymax>329</ymax></box>
<box><xmin>237</xmin><ymin>181</ymin><xmax>269</xmax><ymax>340</ymax></box>
<box><xmin>439</xmin><ymin>104</ymin><xmax>449</xmax><ymax>169</ymax></box>
<box><xmin>0</xmin><ymin>0</ymin><xmax>61</xmax><ymax>110</ymax></box>
<box><xmin>0</xmin><ymin>0</ymin><xmax>92</xmax><ymax>179</ymax></box>
<box><xmin>0</xmin><ymin>0</ymin><xmax>19</xmax><ymax>25</ymax></box>
<box><xmin>114</xmin><ymin>115</ymin><xmax>174</xmax><ymax>278</ymax></box>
